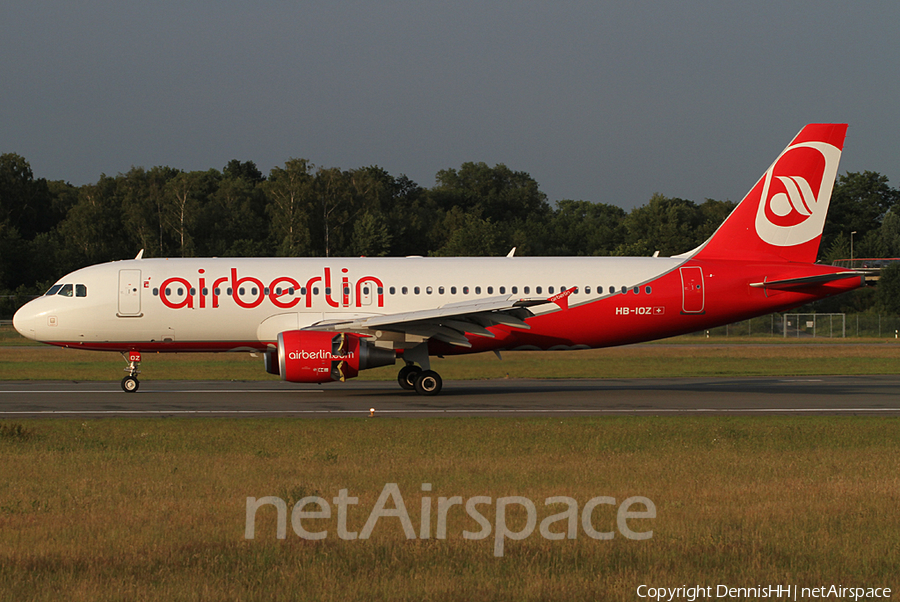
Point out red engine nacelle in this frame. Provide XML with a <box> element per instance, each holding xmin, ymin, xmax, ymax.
<box><xmin>268</xmin><ymin>330</ymin><xmax>395</xmax><ymax>383</ymax></box>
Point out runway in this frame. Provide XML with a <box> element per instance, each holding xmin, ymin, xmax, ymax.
<box><xmin>2</xmin><ymin>375</ymin><xmax>900</xmax><ymax>417</ymax></box>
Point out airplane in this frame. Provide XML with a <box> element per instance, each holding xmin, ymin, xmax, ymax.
<box><xmin>12</xmin><ymin>124</ymin><xmax>865</xmax><ymax>395</ymax></box>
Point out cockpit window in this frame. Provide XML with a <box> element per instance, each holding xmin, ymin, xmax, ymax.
<box><xmin>58</xmin><ymin>284</ymin><xmax>74</xmax><ymax>297</ymax></box>
<box><xmin>75</xmin><ymin>284</ymin><xmax>87</xmax><ymax>297</ymax></box>
<box><xmin>45</xmin><ymin>284</ymin><xmax>63</xmax><ymax>296</ymax></box>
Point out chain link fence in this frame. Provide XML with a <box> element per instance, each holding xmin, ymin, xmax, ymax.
<box><xmin>690</xmin><ymin>313</ymin><xmax>900</xmax><ymax>339</ymax></box>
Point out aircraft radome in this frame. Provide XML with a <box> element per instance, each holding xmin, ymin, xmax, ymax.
<box><xmin>13</xmin><ymin>124</ymin><xmax>864</xmax><ymax>395</ymax></box>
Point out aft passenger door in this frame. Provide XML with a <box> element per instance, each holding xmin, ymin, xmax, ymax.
<box><xmin>679</xmin><ymin>266</ymin><xmax>705</xmax><ymax>314</ymax></box>
<box><xmin>118</xmin><ymin>269</ymin><xmax>142</xmax><ymax>317</ymax></box>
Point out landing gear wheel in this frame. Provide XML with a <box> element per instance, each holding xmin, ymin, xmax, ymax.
<box><xmin>398</xmin><ymin>365</ymin><xmax>422</xmax><ymax>390</ymax></box>
<box><xmin>121</xmin><ymin>376</ymin><xmax>140</xmax><ymax>393</ymax></box>
<box><xmin>414</xmin><ymin>370</ymin><xmax>442</xmax><ymax>396</ymax></box>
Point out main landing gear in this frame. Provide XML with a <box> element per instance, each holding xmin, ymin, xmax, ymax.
<box><xmin>398</xmin><ymin>364</ymin><xmax>443</xmax><ymax>396</ymax></box>
<box><xmin>121</xmin><ymin>350</ymin><xmax>142</xmax><ymax>393</ymax></box>
<box><xmin>396</xmin><ymin>342</ymin><xmax>442</xmax><ymax>395</ymax></box>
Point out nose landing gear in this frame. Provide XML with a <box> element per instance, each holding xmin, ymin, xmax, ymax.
<box><xmin>121</xmin><ymin>350</ymin><xmax>141</xmax><ymax>393</ymax></box>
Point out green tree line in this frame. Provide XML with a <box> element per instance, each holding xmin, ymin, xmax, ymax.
<box><xmin>1</xmin><ymin>152</ymin><xmax>898</xmax><ymax>315</ymax></box>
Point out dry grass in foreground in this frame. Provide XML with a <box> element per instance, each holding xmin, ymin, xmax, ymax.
<box><xmin>1</xmin><ymin>417</ymin><xmax>898</xmax><ymax>601</ymax></box>
<box><xmin>2</xmin><ymin>339</ymin><xmax>900</xmax><ymax>382</ymax></box>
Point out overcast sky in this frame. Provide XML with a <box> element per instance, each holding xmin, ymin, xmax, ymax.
<box><xmin>3</xmin><ymin>1</ymin><xmax>898</xmax><ymax>210</ymax></box>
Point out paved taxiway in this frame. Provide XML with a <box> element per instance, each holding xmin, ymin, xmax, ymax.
<box><xmin>1</xmin><ymin>376</ymin><xmax>900</xmax><ymax>417</ymax></box>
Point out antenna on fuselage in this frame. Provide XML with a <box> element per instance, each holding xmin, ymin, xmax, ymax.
<box><xmin>134</xmin><ymin>249</ymin><xmax>144</xmax><ymax>260</ymax></box>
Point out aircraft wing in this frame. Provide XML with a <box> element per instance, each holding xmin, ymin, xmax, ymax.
<box><xmin>306</xmin><ymin>295</ymin><xmax>550</xmax><ymax>347</ymax></box>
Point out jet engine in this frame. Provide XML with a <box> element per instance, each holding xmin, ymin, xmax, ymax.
<box><xmin>266</xmin><ymin>330</ymin><xmax>395</xmax><ymax>383</ymax></box>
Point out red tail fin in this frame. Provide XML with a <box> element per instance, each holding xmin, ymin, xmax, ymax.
<box><xmin>692</xmin><ymin>124</ymin><xmax>847</xmax><ymax>263</ymax></box>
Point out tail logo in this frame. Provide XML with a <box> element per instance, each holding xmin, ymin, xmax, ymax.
<box><xmin>754</xmin><ymin>141</ymin><xmax>841</xmax><ymax>246</ymax></box>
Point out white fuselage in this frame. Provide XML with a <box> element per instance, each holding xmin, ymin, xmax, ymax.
<box><xmin>14</xmin><ymin>256</ymin><xmax>684</xmax><ymax>351</ymax></box>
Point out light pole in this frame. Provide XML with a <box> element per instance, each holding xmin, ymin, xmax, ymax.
<box><xmin>851</xmin><ymin>231</ymin><xmax>857</xmax><ymax>265</ymax></box>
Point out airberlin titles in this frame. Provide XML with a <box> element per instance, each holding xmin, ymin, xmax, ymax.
<box><xmin>154</xmin><ymin>267</ymin><xmax>384</xmax><ymax>310</ymax></box>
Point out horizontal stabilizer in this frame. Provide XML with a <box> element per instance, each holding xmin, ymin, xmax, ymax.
<box><xmin>750</xmin><ymin>271</ymin><xmax>864</xmax><ymax>291</ymax></box>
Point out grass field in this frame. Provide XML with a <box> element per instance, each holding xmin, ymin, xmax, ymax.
<box><xmin>2</xmin><ymin>325</ymin><xmax>899</xmax><ymax>599</ymax></box>
<box><xmin>1</xmin><ymin>418</ymin><xmax>898</xmax><ymax>601</ymax></box>
<box><xmin>3</xmin><ymin>337</ymin><xmax>900</xmax><ymax>382</ymax></box>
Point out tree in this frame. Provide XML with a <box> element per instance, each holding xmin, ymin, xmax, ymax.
<box><xmin>164</xmin><ymin>170</ymin><xmax>219</xmax><ymax>257</ymax></box>
<box><xmin>429</xmin><ymin>162</ymin><xmax>551</xmax><ymax>254</ymax></box>
<box><xmin>379</xmin><ymin>173</ymin><xmax>431</xmax><ymax>257</ymax></box>
<box><xmin>200</xmin><ymin>171</ymin><xmax>269</xmax><ymax>256</ymax></box>
<box><xmin>875</xmin><ymin>263</ymin><xmax>900</xmax><ymax>314</ymax></box>
<box><xmin>119</xmin><ymin>166</ymin><xmax>181</xmax><ymax>257</ymax></box>
<box><xmin>431</xmin><ymin>162</ymin><xmax>549</xmax><ymax>222</ymax></box>
<box><xmin>310</xmin><ymin>167</ymin><xmax>356</xmax><ymax>257</ymax></box>
<box><xmin>263</xmin><ymin>159</ymin><xmax>313</xmax><ymax>256</ymax></box>
<box><xmin>223</xmin><ymin>160</ymin><xmax>265</xmax><ymax>185</ymax></box>
<box><xmin>0</xmin><ymin>153</ymin><xmax>53</xmax><ymax>237</ymax></box>
<box><xmin>540</xmin><ymin>200</ymin><xmax>626</xmax><ymax>256</ymax></box>
<box><xmin>431</xmin><ymin>207</ymin><xmax>503</xmax><ymax>257</ymax></box>
<box><xmin>821</xmin><ymin>171</ymin><xmax>900</xmax><ymax>258</ymax></box>
<box><xmin>57</xmin><ymin>175</ymin><xmax>125</xmax><ymax>266</ymax></box>
<box><xmin>615</xmin><ymin>194</ymin><xmax>703</xmax><ymax>257</ymax></box>
<box><xmin>350</xmin><ymin>211</ymin><xmax>392</xmax><ymax>257</ymax></box>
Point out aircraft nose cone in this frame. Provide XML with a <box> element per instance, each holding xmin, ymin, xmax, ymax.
<box><xmin>12</xmin><ymin>303</ymin><xmax>38</xmax><ymax>341</ymax></box>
